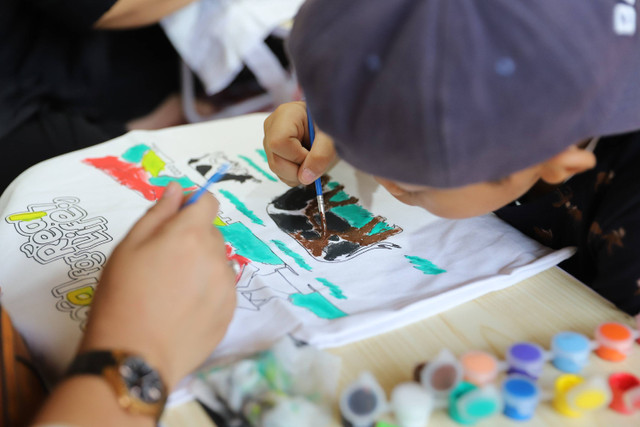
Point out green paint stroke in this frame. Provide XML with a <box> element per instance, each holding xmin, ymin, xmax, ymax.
<box><xmin>405</xmin><ymin>255</ymin><xmax>446</xmax><ymax>275</ymax></box>
<box><xmin>122</xmin><ymin>144</ymin><xmax>150</xmax><ymax>163</ymax></box>
<box><xmin>256</xmin><ymin>148</ymin><xmax>268</xmax><ymax>162</ymax></box>
<box><xmin>239</xmin><ymin>155</ymin><xmax>277</xmax><ymax>182</ymax></box>
<box><xmin>218</xmin><ymin>222</ymin><xmax>282</xmax><ymax>264</ymax></box>
<box><xmin>271</xmin><ymin>240</ymin><xmax>312</xmax><ymax>271</ymax></box>
<box><xmin>219</xmin><ymin>189</ymin><xmax>264</xmax><ymax>225</ymax></box>
<box><xmin>149</xmin><ymin>176</ymin><xmax>196</xmax><ymax>188</ymax></box>
<box><xmin>331</xmin><ymin>204</ymin><xmax>393</xmax><ymax>235</ymax></box>
<box><xmin>290</xmin><ymin>292</ymin><xmax>347</xmax><ymax>319</ymax></box>
<box><xmin>316</xmin><ymin>278</ymin><xmax>346</xmax><ymax>299</ymax></box>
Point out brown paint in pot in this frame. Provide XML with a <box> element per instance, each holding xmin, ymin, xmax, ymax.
<box><xmin>430</xmin><ymin>364</ymin><xmax>459</xmax><ymax>391</ymax></box>
<box><xmin>419</xmin><ymin>349</ymin><xmax>463</xmax><ymax>398</ymax></box>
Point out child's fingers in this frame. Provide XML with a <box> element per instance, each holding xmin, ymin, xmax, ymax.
<box><xmin>298</xmin><ymin>131</ymin><xmax>337</xmax><ymax>185</ymax></box>
<box><xmin>173</xmin><ymin>191</ymin><xmax>220</xmax><ymax>233</ymax></box>
<box><xmin>269</xmin><ymin>151</ymin><xmax>309</xmax><ymax>186</ymax></box>
<box><xmin>125</xmin><ymin>182</ymin><xmax>183</xmax><ymax>244</ymax></box>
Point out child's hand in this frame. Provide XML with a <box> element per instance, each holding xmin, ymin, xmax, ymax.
<box><xmin>79</xmin><ymin>182</ymin><xmax>237</xmax><ymax>390</ymax></box>
<box><xmin>263</xmin><ymin>101</ymin><xmax>338</xmax><ymax>187</ymax></box>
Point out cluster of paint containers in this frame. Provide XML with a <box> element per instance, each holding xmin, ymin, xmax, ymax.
<box><xmin>339</xmin><ymin>321</ymin><xmax>640</xmax><ymax>426</ymax></box>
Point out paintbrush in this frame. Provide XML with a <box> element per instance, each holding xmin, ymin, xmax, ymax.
<box><xmin>306</xmin><ymin>105</ymin><xmax>327</xmax><ymax>233</ymax></box>
<box><xmin>181</xmin><ymin>163</ymin><xmax>230</xmax><ymax>208</ymax></box>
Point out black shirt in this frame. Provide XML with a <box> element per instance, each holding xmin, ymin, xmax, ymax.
<box><xmin>0</xmin><ymin>0</ymin><xmax>180</xmax><ymax>140</ymax></box>
<box><xmin>496</xmin><ymin>131</ymin><xmax>640</xmax><ymax>315</ymax></box>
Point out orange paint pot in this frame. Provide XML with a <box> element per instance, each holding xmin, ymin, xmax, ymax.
<box><xmin>460</xmin><ymin>350</ymin><xmax>500</xmax><ymax>386</ymax></box>
<box><xmin>594</xmin><ymin>322</ymin><xmax>636</xmax><ymax>362</ymax></box>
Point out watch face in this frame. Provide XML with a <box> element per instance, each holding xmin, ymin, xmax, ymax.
<box><xmin>119</xmin><ymin>356</ymin><xmax>165</xmax><ymax>404</ymax></box>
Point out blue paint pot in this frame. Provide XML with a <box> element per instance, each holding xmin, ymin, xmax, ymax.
<box><xmin>502</xmin><ymin>375</ymin><xmax>540</xmax><ymax>420</ymax></box>
<box><xmin>550</xmin><ymin>331</ymin><xmax>592</xmax><ymax>373</ymax></box>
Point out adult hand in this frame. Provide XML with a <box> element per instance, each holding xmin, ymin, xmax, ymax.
<box><xmin>263</xmin><ymin>101</ymin><xmax>338</xmax><ymax>187</ymax></box>
<box><xmin>80</xmin><ymin>182</ymin><xmax>237</xmax><ymax>390</ymax></box>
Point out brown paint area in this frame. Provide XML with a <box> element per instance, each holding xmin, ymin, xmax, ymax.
<box><xmin>297</xmin><ymin>183</ymin><xmax>400</xmax><ymax>256</ymax></box>
<box><xmin>267</xmin><ymin>177</ymin><xmax>402</xmax><ymax>261</ymax></box>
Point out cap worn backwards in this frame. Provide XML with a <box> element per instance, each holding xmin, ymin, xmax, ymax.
<box><xmin>289</xmin><ymin>0</ymin><xmax>640</xmax><ymax>188</ymax></box>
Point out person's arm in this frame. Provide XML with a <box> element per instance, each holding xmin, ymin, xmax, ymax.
<box><xmin>33</xmin><ymin>182</ymin><xmax>237</xmax><ymax>426</ymax></box>
<box><xmin>263</xmin><ymin>101</ymin><xmax>338</xmax><ymax>187</ymax></box>
<box><xmin>95</xmin><ymin>0</ymin><xmax>197</xmax><ymax>29</ymax></box>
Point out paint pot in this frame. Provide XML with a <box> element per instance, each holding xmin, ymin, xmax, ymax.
<box><xmin>550</xmin><ymin>331</ymin><xmax>592</xmax><ymax>373</ymax></box>
<box><xmin>340</xmin><ymin>372</ymin><xmax>387</xmax><ymax>427</ymax></box>
<box><xmin>419</xmin><ymin>349</ymin><xmax>463</xmax><ymax>403</ymax></box>
<box><xmin>448</xmin><ymin>382</ymin><xmax>502</xmax><ymax>425</ymax></box>
<box><xmin>594</xmin><ymin>322</ymin><xmax>636</xmax><ymax>362</ymax></box>
<box><xmin>459</xmin><ymin>351</ymin><xmax>500</xmax><ymax>386</ymax></box>
<box><xmin>501</xmin><ymin>375</ymin><xmax>540</xmax><ymax>421</ymax></box>
<box><xmin>552</xmin><ymin>374</ymin><xmax>611</xmax><ymax>417</ymax></box>
<box><xmin>608</xmin><ymin>372</ymin><xmax>640</xmax><ymax>414</ymax></box>
<box><xmin>391</xmin><ymin>382</ymin><xmax>433</xmax><ymax>427</ymax></box>
<box><xmin>505</xmin><ymin>342</ymin><xmax>547</xmax><ymax>380</ymax></box>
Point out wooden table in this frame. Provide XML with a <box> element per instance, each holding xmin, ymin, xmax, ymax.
<box><xmin>161</xmin><ymin>267</ymin><xmax>640</xmax><ymax>426</ymax></box>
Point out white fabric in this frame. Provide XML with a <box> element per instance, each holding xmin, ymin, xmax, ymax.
<box><xmin>0</xmin><ymin>114</ymin><xmax>574</xmax><ymax>388</ymax></box>
<box><xmin>161</xmin><ymin>0</ymin><xmax>303</xmax><ymax>96</ymax></box>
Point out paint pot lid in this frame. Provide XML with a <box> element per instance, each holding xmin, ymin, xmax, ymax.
<box><xmin>551</xmin><ymin>331</ymin><xmax>592</xmax><ymax>355</ymax></box>
<box><xmin>456</xmin><ymin>385</ymin><xmax>502</xmax><ymax>420</ymax></box>
<box><xmin>419</xmin><ymin>348</ymin><xmax>463</xmax><ymax>396</ymax></box>
<box><xmin>623</xmin><ymin>385</ymin><xmax>640</xmax><ymax>411</ymax></box>
<box><xmin>460</xmin><ymin>351</ymin><xmax>499</xmax><ymax>386</ymax></box>
<box><xmin>609</xmin><ymin>372</ymin><xmax>640</xmax><ymax>389</ymax></box>
<box><xmin>595</xmin><ymin>322</ymin><xmax>636</xmax><ymax>351</ymax></box>
<box><xmin>339</xmin><ymin>371</ymin><xmax>387</xmax><ymax>424</ymax></box>
<box><xmin>391</xmin><ymin>382</ymin><xmax>433</xmax><ymax>427</ymax></box>
<box><xmin>503</xmin><ymin>375</ymin><xmax>539</xmax><ymax>399</ymax></box>
<box><xmin>506</xmin><ymin>342</ymin><xmax>547</xmax><ymax>371</ymax></box>
<box><xmin>566</xmin><ymin>376</ymin><xmax>612</xmax><ymax>411</ymax></box>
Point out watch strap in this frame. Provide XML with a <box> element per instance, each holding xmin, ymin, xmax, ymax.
<box><xmin>66</xmin><ymin>350</ymin><xmax>117</xmax><ymax>376</ymax></box>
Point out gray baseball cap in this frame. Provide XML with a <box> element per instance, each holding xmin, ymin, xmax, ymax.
<box><xmin>289</xmin><ymin>0</ymin><xmax>640</xmax><ymax>188</ymax></box>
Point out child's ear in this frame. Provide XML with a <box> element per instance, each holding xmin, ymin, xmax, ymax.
<box><xmin>539</xmin><ymin>145</ymin><xmax>597</xmax><ymax>184</ymax></box>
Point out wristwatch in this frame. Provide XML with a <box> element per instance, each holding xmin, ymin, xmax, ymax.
<box><xmin>66</xmin><ymin>350</ymin><xmax>167</xmax><ymax>419</ymax></box>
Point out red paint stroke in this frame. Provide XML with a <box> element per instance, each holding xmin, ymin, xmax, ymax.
<box><xmin>84</xmin><ymin>156</ymin><xmax>198</xmax><ymax>201</ymax></box>
<box><xmin>225</xmin><ymin>243</ymin><xmax>251</xmax><ymax>283</ymax></box>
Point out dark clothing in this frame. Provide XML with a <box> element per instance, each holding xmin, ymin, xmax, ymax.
<box><xmin>0</xmin><ymin>0</ymin><xmax>180</xmax><ymax>193</ymax></box>
<box><xmin>496</xmin><ymin>131</ymin><xmax>640</xmax><ymax>315</ymax></box>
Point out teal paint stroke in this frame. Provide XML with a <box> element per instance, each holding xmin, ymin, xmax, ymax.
<box><xmin>290</xmin><ymin>292</ymin><xmax>347</xmax><ymax>319</ymax></box>
<box><xmin>122</xmin><ymin>144</ymin><xmax>150</xmax><ymax>163</ymax></box>
<box><xmin>272</xmin><ymin>240</ymin><xmax>312</xmax><ymax>271</ymax></box>
<box><xmin>331</xmin><ymin>204</ymin><xmax>394</xmax><ymax>235</ymax></box>
<box><xmin>327</xmin><ymin>181</ymin><xmax>340</xmax><ymax>190</ymax></box>
<box><xmin>256</xmin><ymin>148</ymin><xmax>268</xmax><ymax>163</ymax></box>
<box><xmin>329</xmin><ymin>190</ymin><xmax>350</xmax><ymax>203</ymax></box>
<box><xmin>316</xmin><ymin>278</ymin><xmax>346</xmax><ymax>299</ymax></box>
<box><xmin>218</xmin><ymin>222</ymin><xmax>283</xmax><ymax>264</ymax></box>
<box><xmin>149</xmin><ymin>176</ymin><xmax>196</xmax><ymax>188</ymax></box>
<box><xmin>405</xmin><ymin>255</ymin><xmax>446</xmax><ymax>275</ymax></box>
<box><xmin>219</xmin><ymin>189</ymin><xmax>265</xmax><ymax>225</ymax></box>
<box><xmin>239</xmin><ymin>155</ymin><xmax>277</xmax><ymax>182</ymax></box>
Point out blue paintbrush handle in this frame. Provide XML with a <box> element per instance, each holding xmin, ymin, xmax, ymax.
<box><xmin>306</xmin><ymin>105</ymin><xmax>324</xmax><ymax>197</ymax></box>
<box><xmin>181</xmin><ymin>163</ymin><xmax>230</xmax><ymax>208</ymax></box>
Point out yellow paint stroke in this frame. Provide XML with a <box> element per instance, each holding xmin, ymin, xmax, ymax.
<box><xmin>8</xmin><ymin>211</ymin><xmax>47</xmax><ymax>222</ymax></box>
<box><xmin>141</xmin><ymin>150</ymin><xmax>166</xmax><ymax>177</ymax></box>
<box><xmin>67</xmin><ymin>286</ymin><xmax>94</xmax><ymax>306</ymax></box>
<box><xmin>214</xmin><ymin>216</ymin><xmax>227</xmax><ymax>227</ymax></box>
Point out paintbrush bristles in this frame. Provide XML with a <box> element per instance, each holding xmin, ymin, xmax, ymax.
<box><xmin>317</xmin><ymin>195</ymin><xmax>327</xmax><ymax>234</ymax></box>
